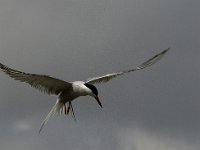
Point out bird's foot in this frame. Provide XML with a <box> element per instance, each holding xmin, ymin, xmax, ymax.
<box><xmin>67</xmin><ymin>102</ymin><xmax>71</xmax><ymax>115</ymax></box>
<box><xmin>64</xmin><ymin>103</ymin><xmax>67</xmax><ymax>115</ymax></box>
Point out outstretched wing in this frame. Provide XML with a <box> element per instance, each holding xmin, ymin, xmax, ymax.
<box><xmin>0</xmin><ymin>63</ymin><xmax>72</xmax><ymax>95</ymax></box>
<box><xmin>86</xmin><ymin>48</ymin><xmax>170</xmax><ymax>84</ymax></box>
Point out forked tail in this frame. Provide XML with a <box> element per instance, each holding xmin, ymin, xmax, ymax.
<box><xmin>39</xmin><ymin>100</ymin><xmax>76</xmax><ymax>134</ymax></box>
<box><xmin>39</xmin><ymin>100</ymin><xmax>64</xmax><ymax>133</ymax></box>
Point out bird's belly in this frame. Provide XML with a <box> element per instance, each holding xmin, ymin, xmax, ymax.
<box><xmin>58</xmin><ymin>90</ymin><xmax>81</xmax><ymax>103</ymax></box>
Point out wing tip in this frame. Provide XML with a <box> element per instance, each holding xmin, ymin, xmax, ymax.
<box><xmin>161</xmin><ymin>47</ymin><xmax>170</xmax><ymax>55</ymax></box>
<box><xmin>38</xmin><ymin>122</ymin><xmax>45</xmax><ymax>134</ymax></box>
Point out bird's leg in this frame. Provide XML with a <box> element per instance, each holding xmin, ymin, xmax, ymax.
<box><xmin>65</xmin><ymin>101</ymin><xmax>76</xmax><ymax>121</ymax></box>
<box><xmin>64</xmin><ymin>103</ymin><xmax>67</xmax><ymax>115</ymax></box>
<box><xmin>67</xmin><ymin>101</ymin><xmax>71</xmax><ymax>115</ymax></box>
<box><xmin>70</xmin><ymin>102</ymin><xmax>76</xmax><ymax>121</ymax></box>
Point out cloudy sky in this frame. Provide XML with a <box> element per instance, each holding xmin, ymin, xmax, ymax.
<box><xmin>0</xmin><ymin>0</ymin><xmax>199</xmax><ymax>149</ymax></box>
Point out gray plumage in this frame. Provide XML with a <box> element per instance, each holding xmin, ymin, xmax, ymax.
<box><xmin>0</xmin><ymin>48</ymin><xmax>170</xmax><ymax>133</ymax></box>
<box><xmin>86</xmin><ymin>48</ymin><xmax>170</xmax><ymax>84</ymax></box>
<box><xmin>0</xmin><ymin>63</ymin><xmax>72</xmax><ymax>95</ymax></box>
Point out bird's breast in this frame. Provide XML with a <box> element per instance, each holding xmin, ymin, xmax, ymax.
<box><xmin>59</xmin><ymin>81</ymin><xmax>90</xmax><ymax>103</ymax></box>
<box><xmin>72</xmin><ymin>81</ymin><xmax>90</xmax><ymax>96</ymax></box>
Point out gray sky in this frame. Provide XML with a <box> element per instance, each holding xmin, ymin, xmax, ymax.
<box><xmin>0</xmin><ymin>0</ymin><xmax>199</xmax><ymax>149</ymax></box>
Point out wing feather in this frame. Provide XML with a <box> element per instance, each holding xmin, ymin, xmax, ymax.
<box><xmin>0</xmin><ymin>63</ymin><xmax>71</xmax><ymax>95</ymax></box>
<box><xmin>86</xmin><ymin>48</ymin><xmax>170</xmax><ymax>84</ymax></box>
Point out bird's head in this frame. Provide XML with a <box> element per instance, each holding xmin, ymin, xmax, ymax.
<box><xmin>84</xmin><ymin>83</ymin><xmax>102</xmax><ymax>108</ymax></box>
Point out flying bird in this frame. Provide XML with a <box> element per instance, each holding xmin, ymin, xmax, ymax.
<box><xmin>0</xmin><ymin>48</ymin><xmax>169</xmax><ymax>133</ymax></box>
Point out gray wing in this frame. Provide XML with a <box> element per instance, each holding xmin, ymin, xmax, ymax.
<box><xmin>0</xmin><ymin>63</ymin><xmax>72</xmax><ymax>95</ymax></box>
<box><xmin>86</xmin><ymin>48</ymin><xmax>170</xmax><ymax>84</ymax></box>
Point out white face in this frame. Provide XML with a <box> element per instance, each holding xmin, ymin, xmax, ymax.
<box><xmin>72</xmin><ymin>81</ymin><xmax>102</xmax><ymax>107</ymax></box>
<box><xmin>83</xmin><ymin>83</ymin><xmax>98</xmax><ymax>96</ymax></box>
<box><xmin>84</xmin><ymin>84</ymin><xmax>102</xmax><ymax>108</ymax></box>
<box><xmin>72</xmin><ymin>81</ymin><xmax>92</xmax><ymax>96</ymax></box>
<box><xmin>86</xmin><ymin>88</ymin><xmax>95</xmax><ymax>97</ymax></box>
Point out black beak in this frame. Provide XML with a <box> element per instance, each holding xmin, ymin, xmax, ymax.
<box><xmin>95</xmin><ymin>96</ymin><xmax>103</xmax><ymax>108</ymax></box>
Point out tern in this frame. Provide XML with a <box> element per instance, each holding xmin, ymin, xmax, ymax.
<box><xmin>0</xmin><ymin>48</ymin><xmax>169</xmax><ymax>133</ymax></box>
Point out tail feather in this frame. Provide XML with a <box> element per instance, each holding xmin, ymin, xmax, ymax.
<box><xmin>39</xmin><ymin>100</ymin><xmax>64</xmax><ymax>134</ymax></box>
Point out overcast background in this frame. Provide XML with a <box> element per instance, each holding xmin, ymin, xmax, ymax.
<box><xmin>0</xmin><ymin>0</ymin><xmax>199</xmax><ymax>149</ymax></box>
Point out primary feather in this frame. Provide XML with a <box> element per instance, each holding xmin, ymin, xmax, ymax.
<box><xmin>86</xmin><ymin>48</ymin><xmax>170</xmax><ymax>84</ymax></box>
<box><xmin>0</xmin><ymin>48</ymin><xmax>169</xmax><ymax>133</ymax></box>
<box><xmin>0</xmin><ymin>63</ymin><xmax>71</xmax><ymax>95</ymax></box>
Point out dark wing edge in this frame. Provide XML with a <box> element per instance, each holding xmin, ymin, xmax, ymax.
<box><xmin>86</xmin><ymin>48</ymin><xmax>170</xmax><ymax>84</ymax></box>
<box><xmin>0</xmin><ymin>63</ymin><xmax>71</xmax><ymax>95</ymax></box>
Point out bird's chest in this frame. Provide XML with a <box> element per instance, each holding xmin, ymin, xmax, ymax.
<box><xmin>59</xmin><ymin>89</ymin><xmax>79</xmax><ymax>103</ymax></box>
<box><xmin>59</xmin><ymin>84</ymin><xmax>88</xmax><ymax>101</ymax></box>
<box><xmin>72</xmin><ymin>84</ymin><xmax>88</xmax><ymax>96</ymax></box>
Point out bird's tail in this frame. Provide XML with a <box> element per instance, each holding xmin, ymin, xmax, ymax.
<box><xmin>39</xmin><ymin>100</ymin><xmax>64</xmax><ymax>134</ymax></box>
